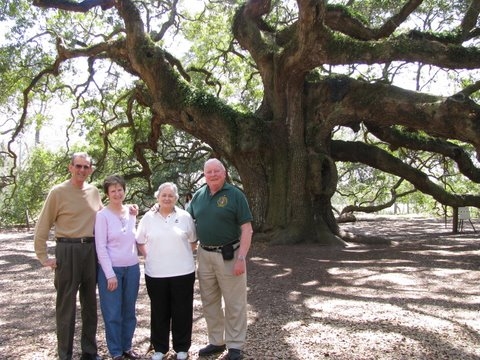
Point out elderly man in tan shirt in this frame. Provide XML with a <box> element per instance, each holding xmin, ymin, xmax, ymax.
<box><xmin>34</xmin><ymin>152</ymin><xmax>103</xmax><ymax>360</ymax></box>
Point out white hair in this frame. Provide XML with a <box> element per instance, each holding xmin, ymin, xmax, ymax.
<box><xmin>204</xmin><ymin>158</ymin><xmax>226</xmax><ymax>172</ymax></box>
<box><xmin>154</xmin><ymin>182</ymin><xmax>179</xmax><ymax>201</ymax></box>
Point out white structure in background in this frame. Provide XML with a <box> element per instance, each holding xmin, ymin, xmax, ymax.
<box><xmin>458</xmin><ymin>207</ymin><xmax>476</xmax><ymax>233</ymax></box>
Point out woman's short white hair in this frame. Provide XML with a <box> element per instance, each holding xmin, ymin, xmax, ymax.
<box><xmin>154</xmin><ymin>182</ymin><xmax>179</xmax><ymax>201</ymax></box>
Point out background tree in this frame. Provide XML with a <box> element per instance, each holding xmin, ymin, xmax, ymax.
<box><xmin>0</xmin><ymin>147</ymin><xmax>63</xmax><ymax>226</ymax></box>
<box><xmin>2</xmin><ymin>0</ymin><xmax>480</xmax><ymax>244</ymax></box>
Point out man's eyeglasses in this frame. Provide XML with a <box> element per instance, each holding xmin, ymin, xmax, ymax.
<box><xmin>73</xmin><ymin>164</ymin><xmax>91</xmax><ymax>170</ymax></box>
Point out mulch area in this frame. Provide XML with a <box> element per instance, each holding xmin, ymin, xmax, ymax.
<box><xmin>1</xmin><ymin>216</ymin><xmax>479</xmax><ymax>359</ymax></box>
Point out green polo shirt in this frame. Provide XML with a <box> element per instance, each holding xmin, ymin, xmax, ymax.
<box><xmin>188</xmin><ymin>182</ymin><xmax>253</xmax><ymax>246</ymax></box>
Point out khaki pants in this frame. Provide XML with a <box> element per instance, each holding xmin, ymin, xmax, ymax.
<box><xmin>197</xmin><ymin>247</ymin><xmax>247</xmax><ymax>350</ymax></box>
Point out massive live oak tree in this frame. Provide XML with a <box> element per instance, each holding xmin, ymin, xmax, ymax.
<box><xmin>12</xmin><ymin>0</ymin><xmax>480</xmax><ymax>244</ymax></box>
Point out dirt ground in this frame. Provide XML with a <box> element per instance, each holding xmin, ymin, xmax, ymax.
<box><xmin>1</xmin><ymin>216</ymin><xmax>479</xmax><ymax>360</ymax></box>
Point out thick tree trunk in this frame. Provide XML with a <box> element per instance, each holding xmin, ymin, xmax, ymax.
<box><xmin>238</xmin><ymin>158</ymin><xmax>344</xmax><ymax>245</ymax></box>
<box><xmin>233</xmin><ymin>99</ymin><xmax>345</xmax><ymax>246</ymax></box>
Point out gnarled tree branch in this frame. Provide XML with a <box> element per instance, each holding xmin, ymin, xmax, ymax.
<box><xmin>33</xmin><ymin>0</ymin><xmax>115</xmax><ymax>11</ymax></box>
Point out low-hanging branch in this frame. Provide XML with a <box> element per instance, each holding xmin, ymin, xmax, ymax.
<box><xmin>332</xmin><ymin>139</ymin><xmax>480</xmax><ymax>208</ymax></box>
<box><xmin>366</xmin><ymin>123</ymin><xmax>480</xmax><ymax>183</ymax></box>
<box><xmin>341</xmin><ymin>182</ymin><xmax>417</xmax><ymax>215</ymax></box>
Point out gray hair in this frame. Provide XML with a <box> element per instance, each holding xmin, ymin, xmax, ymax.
<box><xmin>154</xmin><ymin>182</ymin><xmax>179</xmax><ymax>201</ymax></box>
<box><xmin>70</xmin><ymin>152</ymin><xmax>92</xmax><ymax>166</ymax></box>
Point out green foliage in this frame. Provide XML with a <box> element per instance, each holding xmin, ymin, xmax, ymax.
<box><xmin>326</xmin><ymin>3</ymin><xmax>369</xmax><ymax>25</ymax></box>
<box><xmin>0</xmin><ymin>122</ymin><xmax>212</xmax><ymax>225</ymax></box>
<box><xmin>0</xmin><ymin>148</ymin><xmax>66</xmax><ymax>226</ymax></box>
<box><xmin>184</xmin><ymin>89</ymin><xmax>239</xmax><ymax>120</ymax></box>
<box><xmin>181</xmin><ymin>2</ymin><xmax>263</xmax><ymax>112</ymax></box>
<box><xmin>132</xmin><ymin>124</ymin><xmax>211</xmax><ymax>210</ymax></box>
<box><xmin>78</xmin><ymin>101</ymin><xmax>212</xmax><ymax>212</ymax></box>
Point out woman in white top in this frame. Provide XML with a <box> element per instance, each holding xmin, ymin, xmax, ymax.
<box><xmin>136</xmin><ymin>182</ymin><xmax>197</xmax><ymax>360</ymax></box>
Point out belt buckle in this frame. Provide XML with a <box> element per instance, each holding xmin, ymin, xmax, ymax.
<box><xmin>80</xmin><ymin>237</ymin><xmax>87</xmax><ymax>244</ymax></box>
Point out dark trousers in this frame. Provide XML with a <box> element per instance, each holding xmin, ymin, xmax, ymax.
<box><xmin>54</xmin><ymin>242</ymin><xmax>98</xmax><ymax>360</ymax></box>
<box><xmin>145</xmin><ymin>272</ymin><xmax>195</xmax><ymax>354</ymax></box>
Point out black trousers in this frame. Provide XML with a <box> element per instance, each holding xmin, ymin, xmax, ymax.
<box><xmin>145</xmin><ymin>272</ymin><xmax>195</xmax><ymax>354</ymax></box>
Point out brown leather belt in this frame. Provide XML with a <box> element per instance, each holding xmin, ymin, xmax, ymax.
<box><xmin>56</xmin><ymin>237</ymin><xmax>94</xmax><ymax>244</ymax></box>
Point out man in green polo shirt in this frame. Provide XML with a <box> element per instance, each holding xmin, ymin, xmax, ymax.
<box><xmin>188</xmin><ymin>158</ymin><xmax>253</xmax><ymax>360</ymax></box>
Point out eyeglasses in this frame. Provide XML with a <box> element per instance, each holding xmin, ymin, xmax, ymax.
<box><xmin>74</xmin><ymin>164</ymin><xmax>91</xmax><ymax>170</ymax></box>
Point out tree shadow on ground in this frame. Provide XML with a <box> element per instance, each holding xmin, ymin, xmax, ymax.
<box><xmin>1</xmin><ymin>218</ymin><xmax>479</xmax><ymax>359</ymax></box>
<box><xmin>245</xmin><ymin>217</ymin><xmax>480</xmax><ymax>359</ymax></box>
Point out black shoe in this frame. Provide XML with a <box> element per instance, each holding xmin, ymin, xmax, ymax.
<box><xmin>123</xmin><ymin>349</ymin><xmax>140</xmax><ymax>360</ymax></box>
<box><xmin>81</xmin><ymin>354</ymin><xmax>103</xmax><ymax>360</ymax></box>
<box><xmin>226</xmin><ymin>349</ymin><xmax>243</xmax><ymax>360</ymax></box>
<box><xmin>198</xmin><ymin>344</ymin><xmax>226</xmax><ymax>356</ymax></box>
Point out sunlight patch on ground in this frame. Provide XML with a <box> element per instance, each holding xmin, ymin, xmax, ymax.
<box><xmin>328</xmin><ymin>266</ymin><xmax>421</xmax><ymax>287</ymax></box>
<box><xmin>288</xmin><ymin>291</ymin><xmax>302</xmax><ymax>301</ymax></box>
<box><xmin>282</xmin><ymin>318</ymin><xmax>448</xmax><ymax>360</ymax></box>
<box><xmin>403</xmin><ymin>249</ymin><xmax>480</xmax><ymax>257</ymax></box>
<box><xmin>429</xmin><ymin>268</ymin><xmax>471</xmax><ymax>277</ymax></box>
<box><xmin>0</xmin><ymin>233</ymin><xmax>33</xmax><ymax>241</ymax></box>
<box><xmin>301</xmin><ymin>280</ymin><xmax>320</xmax><ymax>286</ymax></box>
<box><xmin>356</xmin><ymin>272</ymin><xmax>418</xmax><ymax>286</ymax></box>
<box><xmin>250</xmin><ymin>257</ymin><xmax>279</xmax><ymax>267</ymax></box>
<box><xmin>303</xmin><ymin>298</ymin><xmax>456</xmax><ymax>333</ymax></box>
<box><xmin>273</xmin><ymin>268</ymin><xmax>292</xmax><ymax>278</ymax></box>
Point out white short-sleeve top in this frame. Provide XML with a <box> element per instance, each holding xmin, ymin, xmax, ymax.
<box><xmin>136</xmin><ymin>206</ymin><xmax>196</xmax><ymax>277</ymax></box>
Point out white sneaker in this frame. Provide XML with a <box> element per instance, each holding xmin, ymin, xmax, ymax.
<box><xmin>177</xmin><ymin>352</ymin><xmax>188</xmax><ymax>360</ymax></box>
<box><xmin>151</xmin><ymin>352</ymin><xmax>164</xmax><ymax>360</ymax></box>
